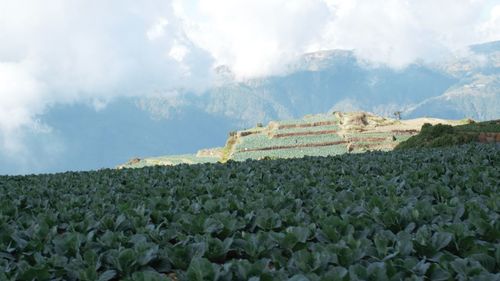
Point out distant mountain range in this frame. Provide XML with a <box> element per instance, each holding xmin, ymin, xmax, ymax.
<box><xmin>168</xmin><ymin>40</ymin><xmax>499</xmax><ymax>124</ymax></box>
<box><xmin>4</xmin><ymin>41</ymin><xmax>499</xmax><ymax>174</ymax></box>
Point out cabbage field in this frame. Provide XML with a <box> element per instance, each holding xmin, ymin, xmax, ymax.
<box><xmin>232</xmin><ymin>145</ymin><xmax>349</xmax><ymax>161</ymax></box>
<box><xmin>1</xmin><ymin>143</ymin><xmax>499</xmax><ymax>280</ymax></box>
<box><xmin>273</xmin><ymin>114</ymin><xmax>339</xmax><ymax>126</ymax></box>
<box><xmin>272</xmin><ymin>125</ymin><xmax>341</xmax><ymax>135</ymax></box>
<box><xmin>236</xmin><ymin>133</ymin><xmax>345</xmax><ymax>151</ymax></box>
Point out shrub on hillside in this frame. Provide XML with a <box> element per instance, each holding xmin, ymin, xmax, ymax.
<box><xmin>396</xmin><ymin>123</ymin><xmax>475</xmax><ymax>149</ymax></box>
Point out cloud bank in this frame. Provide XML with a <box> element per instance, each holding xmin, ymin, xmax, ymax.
<box><xmin>176</xmin><ymin>0</ymin><xmax>499</xmax><ymax>71</ymax></box>
<box><xmin>0</xmin><ymin>0</ymin><xmax>211</xmax><ymax>168</ymax></box>
<box><xmin>0</xmin><ymin>0</ymin><xmax>499</xmax><ymax>173</ymax></box>
<box><xmin>173</xmin><ymin>0</ymin><xmax>332</xmax><ymax>77</ymax></box>
<box><xmin>322</xmin><ymin>0</ymin><xmax>500</xmax><ymax>68</ymax></box>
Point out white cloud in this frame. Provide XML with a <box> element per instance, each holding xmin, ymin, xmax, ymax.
<box><xmin>174</xmin><ymin>0</ymin><xmax>331</xmax><ymax>78</ymax></box>
<box><xmin>169</xmin><ymin>41</ymin><xmax>189</xmax><ymax>62</ymax></box>
<box><xmin>175</xmin><ymin>0</ymin><xmax>499</xmax><ymax>71</ymax></box>
<box><xmin>0</xmin><ymin>0</ymin><xmax>213</xmax><ymax>163</ymax></box>
<box><xmin>0</xmin><ymin>0</ymin><xmax>499</xmax><ymax>173</ymax></box>
<box><xmin>479</xmin><ymin>4</ymin><xmax>500</xmax><ymax>42</ymax></box>
<box><xmin>319</xmin><ymin>0</ymin><xmax>498</xmax><ymax>68</ymax></box>
<box><xmin>147</xmin><ymin>17</ymin><xmax>169</xmax><ymax>41</ymax></box>
<box><xmin>0</xmin><ymin>61</ymin><xmax>44</xmax><ymax>133</ymax></box>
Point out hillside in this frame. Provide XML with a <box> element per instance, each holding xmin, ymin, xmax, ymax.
<box><xmin>119</xmin><ymin>112</ymin><xmax>470</xmax><ymax>169</ymax></box>
<box><xmin>396</xmin><ymin>119</ymin><xmax>500</xmax><ymax>149</ymax></box>
<box><xmin>2</xmin><ymin>143</ymin><xmax>499</xmax><ymax>280</ymax></box>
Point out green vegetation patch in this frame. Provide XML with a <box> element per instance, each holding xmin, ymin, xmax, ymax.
<box><xmin>233</xmin><ymin>144</ymin><xmax>349</xmax><ymax>161</ymax></box>
<box><xmin>455</xmin><ymin>120</ymin><xmax>500</xmax><ymax>133</ymax></box>
<box><xmin>220</xmin><ymin>134</ymin><xmax>238</xmax><ymax>162</ymax></box>
<box><xmin>1</xmin><ymin>144</ymin><xmax>499</xmax><ymax>280</ymax></box>
<box><xmin>273</xmin><ymin>125</ymin><xmax>341</xmax><ymax>134</ymax></box>
<box><xmin>122</xmin><ymin>154</ymin><xmax>219</xmax><ymax>168</ymax></box>
<box><xmin>396</xmin><ymin>120</ymin><xmax>500</xmax><ymax>150</ymax></box>
<box><xmin>236</xmin><ymin>133</ymin><xmax>344</xmax><ymax>151</ymax></box>
<box><xmin>274</xmin><ymin>114</ymin><xmax>338</xmax><ymax>126</ymax></box>
<box><xmin>345</xmin><ymin>132</ymin><xmax>393</xmax><ymax>138</ymax></box>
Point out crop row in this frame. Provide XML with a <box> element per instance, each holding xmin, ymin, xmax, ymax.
<box><xmin>272</xmin><ymin>125</ymin><xmax>342</xmax><ymax>135</ymax></box>
<box><xmin>236</xmin><ymin>133</ymin><xmax>344</xmax><ymax>151</ymax></box>
<box><xmin>232</xmin><ymin>144</ymin><xmax>349</xmax><ymax>161</ymax></box>
<box><xmin>273</xmin><ymin>115</ymin><xmax>339</xmax><ymax>126</ymax></box>
<box><xmin>0</xmin><ymin>144</ymin><xmax>499</xmax><ymax>280</ymax></box>
<box><xmin>344</xmin><ymin>132</ymin><xmax>394</xmax><ymax>139</ymax></box>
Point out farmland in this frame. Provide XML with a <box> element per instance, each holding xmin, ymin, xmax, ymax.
<box><xmin>1</xmin><ymin>143</ymin><xmax>499</xmax><ymax>280</ymax></box>
<box><xmin>232</xmin><ymin>144</ymin><xmax>349</xmax><ymax>161</ymax></box>
<box><xmin>229</xmin><ymin>112</ymin><xmax>458</xmax><ymax>161</ymax></box>
<box><xmin>118</xmin><ymin>154</ymin><xmax>220</xmax><ymax>169</ymax></box>
<box><xmin>236</xmin><ymin>133</ymin><xmax>345</xmax><ymax>151</ymax></box>
<box><xmin>119</xmin><ymin>111</ymin><xmax>469</xmax><ymax>168</ymax></box>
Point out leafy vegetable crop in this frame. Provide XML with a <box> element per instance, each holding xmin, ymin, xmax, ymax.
<box><xmin>236</xmin><ymin>133</ymin><xmax>344</xmax><ymax>151</ymax></box>
<box><xmin>1</xmin><ymin>143</ymin><xmax>499</xmax><ymax>280</ymax></box>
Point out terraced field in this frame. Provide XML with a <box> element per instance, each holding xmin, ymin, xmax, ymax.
<box><xmin>232</xmin><ymin>144</ymin><xmax>349</xmax><ymax>161</ymax></box>
<box><xmin>118</xmin><ymin>154</ymin><xmax>219</xmax><ymax>169</ymax></box>
<box><xmin>119</xmin><ymin>112</ymin><xmax>470</xmax><ymax>168</ymax></box>
<box><xmin>232</xmin><ymin>113</ymin><xmax>409</xmax><ymax>160</ymax></box>
<box><xmin>272</xmin><ymin>114</ymin><xmax>340</xmax><ymax>126</ymax></box>
<box><xmin>270</xmin><ymin>123</ymin><xmax>339</xmax><ymax>134</ymax></box>
<box><xmin>236</xmin><ymin>132</ymin><xmax>345</xmax><ymax>151</ymax></box>
<box><xmin>233</xmin><ymin>116</ymin><xmax>346</xmax><ymax>160</ymax></box>
<box><xmin>341</xmin><ymin>132</ymin><xmax>414</xmax><ymax>152</ymax></box>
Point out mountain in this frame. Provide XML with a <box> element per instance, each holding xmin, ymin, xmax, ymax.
<box><xmin>154</xmin><ymin>49</ymin><xmax>460</xmax><ymax>126</ymax></box>
<box><xmin>4</xmin><ymin>41</ymin><xmax>499</xmax><ymax>174</ymax></box>
<box><xmin>142</xmin><ymin>41</ymin><xmax>499</xmax><ymax>128</ymax></box>
<box><xmin>405</xmin><ymin>74</ymin><xmax>500</xmax><ymax>120</ymax></box>
<box><xmin>404</xmin><ymin>41</ymin><xmax>500</xmax><ymax>119</ymax></box>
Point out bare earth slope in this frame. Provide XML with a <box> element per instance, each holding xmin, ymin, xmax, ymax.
<box><xmin>118</xmin><ymin>112</ymin><xmax>470</xmax><ymax>168</ymax></box>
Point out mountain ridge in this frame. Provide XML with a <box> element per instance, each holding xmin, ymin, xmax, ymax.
<box><xmin>143</xmin><ymin>40</ymin><xmax>499</xmax><ymax>126</ymax></box>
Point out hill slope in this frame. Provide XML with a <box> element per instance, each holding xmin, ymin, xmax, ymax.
<box><xmin>396</xmin><ymin>119</ymin><xmax>500</xmax><ymax>149</ymax></box>
<box><xmin>119</xmin><ymin>112</ymin><xmax>470</xmax><ymax>168</ymax></box>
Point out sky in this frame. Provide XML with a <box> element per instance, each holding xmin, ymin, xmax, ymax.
<box><xmin>0</xmin><ymin>0</ymin><xmax>499</xmax><ymax>173</ymax></box>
